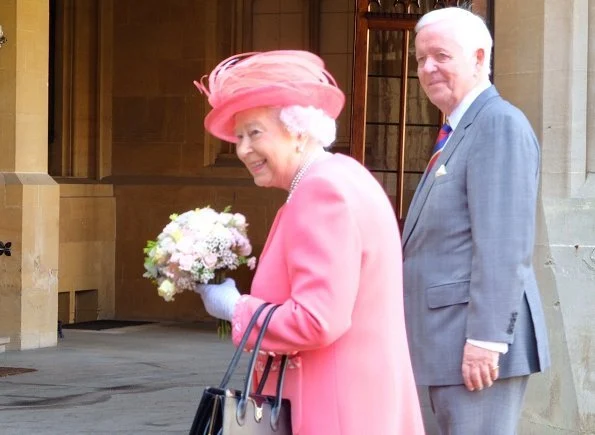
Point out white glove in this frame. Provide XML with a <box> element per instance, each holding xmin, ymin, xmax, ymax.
<box><xmin>195</xmin><ymin>277</ymin><xmax>241</xmax><ymax>321</ymax></box>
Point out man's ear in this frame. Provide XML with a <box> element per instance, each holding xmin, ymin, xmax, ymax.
<box><xmin>475</xmin><ymin>48</ymin><xmax>485</xmax><ymax>73</ymax></box>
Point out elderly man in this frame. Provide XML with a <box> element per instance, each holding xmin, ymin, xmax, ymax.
<box><xmin>402</xmin><ymin>7</ymin><xmax>550</xmax><ymax>435</ymax></box>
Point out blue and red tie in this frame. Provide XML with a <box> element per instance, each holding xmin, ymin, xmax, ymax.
<box><xmin>426</xmin><ymin>123</ymin><xmax>452</xmax><ymax>174</ymax></box>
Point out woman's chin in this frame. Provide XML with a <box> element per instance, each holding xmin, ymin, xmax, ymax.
<box><xmin>252</xmin><ymin>176</ymin><xmax>270</xmax><ymax>188</ymax></box>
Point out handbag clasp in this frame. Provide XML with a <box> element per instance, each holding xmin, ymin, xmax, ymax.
<box><xmin>254</xmin><ymin>403</ymin><xmax>263</xmax><ymax>423</ymax></box>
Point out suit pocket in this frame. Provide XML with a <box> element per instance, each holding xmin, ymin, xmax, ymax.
<box><xmin>432</xmin><ymin>173</ymin><xmax>456</xmax><ymax>186</ymax></box>
<box><xmin>426</xmin><ymin>281</ymin><xmax>470</xmax><ymax>309</ymax></box>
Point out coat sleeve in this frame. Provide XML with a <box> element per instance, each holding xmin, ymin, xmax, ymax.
<box><xmin>231</xmin><ymin>176</ymin><xmax>362</xmax><ymax>353</ymax></box>
<box><xmin>465</xmin><ymin>107</ymin><xmax>540</xmax><ymax>343</ymax></box>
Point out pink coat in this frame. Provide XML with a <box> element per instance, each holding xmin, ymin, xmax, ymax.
<box><xmin>232</xmin><ymin>154</ymin><xmax>425</xmax><ymax>435</ymax></box>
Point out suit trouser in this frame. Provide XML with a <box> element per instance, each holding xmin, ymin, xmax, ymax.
<box><xmin>428</xmin><ymin>375</ymin><xmax>529</xmax><ymax>435</ymax></box>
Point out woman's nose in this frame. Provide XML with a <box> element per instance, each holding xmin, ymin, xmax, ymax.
<box><xmin>235</xmin><ymin>137</ymin><xmax>249</xmax><ymax>159</ymax></box>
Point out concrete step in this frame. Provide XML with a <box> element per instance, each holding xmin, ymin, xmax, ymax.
<box><xmin>0</xmin><ymin>336</ymin><xmax>10</xmax><ymax>353</ymax></box>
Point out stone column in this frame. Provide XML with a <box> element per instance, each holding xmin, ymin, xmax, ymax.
<box><xmin>0</xmin><ymin>0</ymin><xmax>59</xmax><ymax>350</ymax></box>
<box><xmin>495</xmin><ymin>1</ymin><xmax>595</xmax><ymax>434</ymax></box>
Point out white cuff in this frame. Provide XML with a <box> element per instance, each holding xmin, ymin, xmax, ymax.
<box><xmin>467</xmin><ymin>339</ymin><xmax>508</xmax><ymax>354</ymax></box>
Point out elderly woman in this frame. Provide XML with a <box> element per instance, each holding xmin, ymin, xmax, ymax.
<box><xmin>194</xmin><ymin>50</ymin><xmax>424</xmax><ymax>435</ymax></box>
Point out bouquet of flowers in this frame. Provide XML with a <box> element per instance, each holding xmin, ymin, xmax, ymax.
<box><xmin>143</xmin><ymin>206</ymin><xmax>257</xmax><ymax>335</ymax></box>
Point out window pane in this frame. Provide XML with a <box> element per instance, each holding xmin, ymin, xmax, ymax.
<box><xmin>365</xmin><ymin>123</ymin><xmax>400</xmax><ymax>172</ymax></box>
<box><xmin>366</xmin><ymin>75</ymin><xmax>401</xmax><ymax>125</ymax></box>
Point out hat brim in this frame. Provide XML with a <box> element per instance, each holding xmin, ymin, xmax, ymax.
<box><xmin>203</xmin><ymin>83</ymin><xmax>345</xmax><ymax>143</ymax></box>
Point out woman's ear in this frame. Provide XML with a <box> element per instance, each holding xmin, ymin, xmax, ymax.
<box><xmin>294</xmin><ymin>132</ymin><xmax>308</xmax><ymax>154</ymax></box>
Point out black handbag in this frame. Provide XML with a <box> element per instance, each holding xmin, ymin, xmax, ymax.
<box><xmin>189</xmin><ymin>303</ymin><xmax>292</xmax><ymax>435</ymax></box>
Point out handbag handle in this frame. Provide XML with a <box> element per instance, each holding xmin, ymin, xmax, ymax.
<box><xmin>236</xmin><ymin>305</ymin><xmax>289</xmax><ymax>431</ymax></box>
<box><xmin>255</xmin><ymin>355</ymin><xmax>274</xmax><ymax>394</ymax></box>
<box><xmin>218</xmin><ymin>302</ymin><xmax>271</xmax><ymax>389</ymax></box>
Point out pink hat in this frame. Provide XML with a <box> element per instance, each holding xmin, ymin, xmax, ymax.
<box><xmin>194</xmin><ymin>50</ymin><xmax>346</xmax><ymax>143</ymax></box>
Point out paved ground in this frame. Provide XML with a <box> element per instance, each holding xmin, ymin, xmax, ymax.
<box><xmin>0</xmin><ymin>322</ymin><xmax>248</xmax><ymax>434</ymax></box>
<box><xmin>0</xmin><ymin>322</ymin><xmax>443</xmax><ymax>435</ymax></box>
<box><xmin>0</xmin><ymin>323</ymin><xmax>583</xmax><ymax>435</ymax></box>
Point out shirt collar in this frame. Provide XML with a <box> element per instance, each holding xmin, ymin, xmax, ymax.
<box><xmin>447</xmin><ymin>80</ymin><xmax>492</xmax><ymax>131</ymax></box>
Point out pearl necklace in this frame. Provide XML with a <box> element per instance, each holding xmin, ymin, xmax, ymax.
<box><xmin>286</xmin><ymin>150</ymin><xmax>324</xmax><ymax>203</ymax></box>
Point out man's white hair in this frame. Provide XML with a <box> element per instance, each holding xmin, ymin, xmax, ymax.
<box><xmin>415</xmin><ymin>7</ymin><xmax>493</xmax><ymax>77</ymax></box>
<box><xmin>279</xmin><ymin>105</ymin><xmax>337</xmax><ymax>148</ymax></box>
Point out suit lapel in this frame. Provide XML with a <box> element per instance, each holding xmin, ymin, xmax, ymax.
<box><xmin>402</xmin><ymin>129</ymin><xmax>467</xmax><ymax>246</ymax></box>
<box><xmin>402</xmin><ymin>86</ymin><xmax>500</xmax><ymax>248</ymax></box>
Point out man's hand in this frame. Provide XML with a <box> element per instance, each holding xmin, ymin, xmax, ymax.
<box><xmin>461</xmin><ymin>342</ymin><xmax>500</xmax><ymax>392</ymax></box>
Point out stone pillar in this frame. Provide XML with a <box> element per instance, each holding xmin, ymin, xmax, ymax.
<box><xmin>0</xmin><ymin>0</ymin><xmax>59</xmax><ymax>350</ymax></box>
<box><xmin>495</xmin><ymin>1</ymin><xmax>595</xmax><ymax>433</ymax></box>
<box><xmin>588</xmin><ymin>1</ymin><xmax>595</xmax><ymax>174</ymax></box>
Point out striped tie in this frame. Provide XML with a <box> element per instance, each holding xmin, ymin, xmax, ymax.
<box><xmin>426</xmin><ymin>123</ymin><xmax>452</xmax><ymax>174</ymax></box>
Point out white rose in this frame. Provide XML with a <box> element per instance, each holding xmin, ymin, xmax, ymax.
<box><xmin>163</xmin><ymin>221</ymin><xmax>180</xmax><ymax>236</ymax></box>
<box><xmin>157</xmin><ymin>279</ymin><xmax>176</xmax><ymax>302</ymax></box>
<box><xmin>219</xmin><ymin>212</ymin><xmax>234</xmax><ymax>226</ymax></box>
<box><xmin>196</xmin><ymin>207</ymin><xmax>219</xmax><ymax>224</ymax></box>
<box><xmin>233</xmin><ymin>213</ymin><xmax>247</xmax><ymax>227</ymax></box>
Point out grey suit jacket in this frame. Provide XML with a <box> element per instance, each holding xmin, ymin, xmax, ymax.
<box><xmin>402</xmin><ymin>86</ymin><xmax>550</xmax><ymax>386</ymax></box>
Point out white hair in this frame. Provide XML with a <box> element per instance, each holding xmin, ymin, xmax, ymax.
<box><xmin>278</xmin><ymin>105</ymin><xmax>337</xmax><ymax>148</ymax></box>
<box><xmin>415</xmin><ymin>7</ymin><xmax>493</xmax><ymax>76</ymax></box>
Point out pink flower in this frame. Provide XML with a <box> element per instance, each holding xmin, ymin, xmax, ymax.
<box><xmin>238</xmin><ymin>241</ymin><xmax>252</xmax><ymax>256</ymax></box>
<box><xmin>178</xmin><ymin>254</ymin><xmax>195</xmax><ymax>271</ymax></box>
<box><xmin>203</xmin><ymin>253</ymin><xmax>218</xmax><ymax>269</ymax></box>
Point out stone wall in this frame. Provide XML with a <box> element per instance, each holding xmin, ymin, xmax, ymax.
<box><xmin>57</xmin><ymin>185</ymin><xmax>116</xmax><ymax>323</ymax></box>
